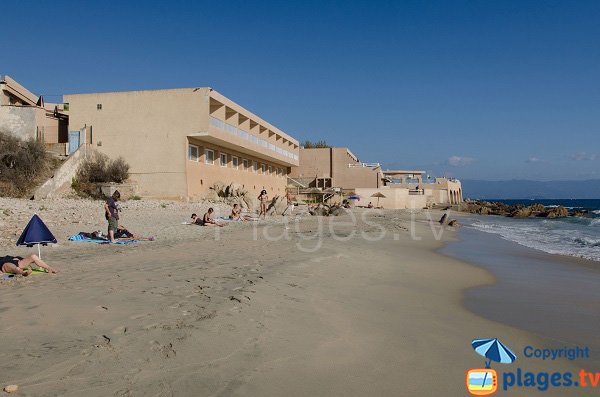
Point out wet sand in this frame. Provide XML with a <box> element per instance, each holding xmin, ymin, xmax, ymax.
<box><xmin>442</xmin><ymin>222</ymin><xmax>600</xmax><ymax>367</ymax></box>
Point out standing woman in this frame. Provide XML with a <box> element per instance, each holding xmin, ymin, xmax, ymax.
<box><xmin>104</xmin><ymin>190</ymin><xmax>121</xmax><ymax>242</ymax></box>
<box><xmin>258</xmin><ymin>189</ymin><xmax>269</xmax><ymax>219</ymax></box>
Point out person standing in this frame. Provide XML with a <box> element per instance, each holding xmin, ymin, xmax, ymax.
<box><xmin>104</xmin><ymin>190</ymin><xmax>121</xmax><ymax>242</ymax></box>
<box><xmin>258</xmin><ymin>189</ymin><xmax>269</xmax><ymax>219</ymax></box>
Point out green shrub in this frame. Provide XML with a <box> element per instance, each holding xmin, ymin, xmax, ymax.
<box><xmin>72</xmin><ymin>152</ymin><xmax>130</xmax><ymax>198</ymax></box>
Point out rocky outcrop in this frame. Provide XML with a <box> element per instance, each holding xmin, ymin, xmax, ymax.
<box><xmin>538</xmin><ymin>206</ymin><xmax>568</xmax><ymax>218</ymax></box>
<box><xmin>266</xmin><ymin>195</ymin><xmax>288</xmax><ymax>215</ymax></box>
<box><xmin>462</xmin><ymin>201</ymin><xmax>572</xmax><ymax>219</ymax></box>
<box><xmin>308</xmin><ymin>203</ymin><xmax>346</xmax><ymax>216</ymax></box>
<box><xmin>208</xmin><ymin>181</ymin><xmax>258</xmax><ymax>213</ymax></box>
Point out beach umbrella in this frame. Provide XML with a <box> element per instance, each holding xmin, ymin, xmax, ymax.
<box><xmin>471</xmin><ymin>338</ymin><xmax>517</xmax><ymax>387</ymax></box>
<box><xmin>371</xmin><ymin>192</ymin><xmax>386</xmax><ymax>207</ymax></box>
<box><xmin>16</xmin><ymin>214</ymin><xmax>57</xmax><ymax>258</ymax></box>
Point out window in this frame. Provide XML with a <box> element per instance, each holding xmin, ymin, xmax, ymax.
<box><xmin>232</xmin><ymin>156</ymin><xmax>239</xmax><ymax>169</ymax></box>
<box><xmin>188</xmin><ymin>144</ymin><xmax>199</xmax><ymax>161</ymax></box>
<box><xmin>220</xmin><ymin>153</ymin><xmax>227</xmax><ymax>167</ymax></box>
<box><xmin>261</xmin><ymin>164</ymin><xmax>266</xmax><ymax>174</ymax></box>
<box><xmin>268</xmin><ymin>165</ymin><xmax>273</xmax><ymax>175</ymax></box>
<box><xmin>205</xmin><ymin>149</ymin><xmax>214</xmax><ymax>165</ymax></box>
<box><xmin>253</xmin><ymin>161</ymin><xmax>258</xmax><ymax>173</ymax></box>
<box><xmin>243</xmin><ymin>159</ymin><xmax>249</xmax><ymax>171</ymax></box>
<box><xmin>97</xmin><ymin>104</ymin><xmax>102</xmax><ymax>110</ymax></box>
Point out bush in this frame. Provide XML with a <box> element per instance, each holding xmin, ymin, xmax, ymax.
<box><xmin>0</xmin><ymin>131</ymin><xmax>51</xmax><ymax>197</ymax></box>
<box><xmin>72</xmin><ymin>152</ymin><xmax>130</xmax><ymax>198</ymax></box>
<box><xmin>301</xmin><ymin>140</ymin><xmax>331</xmax><ymax>148</ymax></box>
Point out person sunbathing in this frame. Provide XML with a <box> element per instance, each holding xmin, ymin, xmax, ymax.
<box><xmin>229</xmin><ymin>204</ymin><xmax>254</xmax><ymax>221</ymax></box>
<box><xmin>114</xmin><ymin>225</ymin><xmax>155</xmax><ymax>241</ymax></box>
<box><xmin>1</xmin><ymin>254</ymin><xmax>58</xmax><ymax>276</ymax></box>
<box><xmin>190</xmin><ymin>213</ymin><xmax>204</xmax><ymax>225</ymax></box>
<box><xmin>203</xmin><ymin>208</ymin><xmax>227</xmax><ymax>227</ymax></box>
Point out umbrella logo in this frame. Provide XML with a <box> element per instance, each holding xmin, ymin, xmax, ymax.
<box><xmin>466</xmin><ymin>338</ymin><xmax>517</xmax><ymax>396</ymax></box>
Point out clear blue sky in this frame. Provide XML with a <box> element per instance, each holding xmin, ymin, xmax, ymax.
<box><xmin>4</xmin><ymin>0</ymin><xmax>599</xmax><ymax>181</ymax></box>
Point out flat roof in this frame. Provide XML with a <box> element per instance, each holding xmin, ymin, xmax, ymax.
<box><xmin>383</xmin><ymin>170</ymin><xmax>426</xmax><ymax>175</ymax></box>
<box><xmin>65</xmin><ymin>86</ymin><xmax>298</xmax><ymax>146</ymax></box>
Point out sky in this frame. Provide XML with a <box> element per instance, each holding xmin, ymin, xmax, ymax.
<box><xmin>3</xmin><ymin>0</ymin><xmax>599</xmax><ymax>181</ymax></box>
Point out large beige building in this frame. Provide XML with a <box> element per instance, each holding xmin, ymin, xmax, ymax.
<box><xmin>64</xmin><ymin>88</ymin><xmax>299</xmax><ymax>200</ymax></box>
<box><xmin>290</xmin><ymin>147</ymin><xmax>463</xmax><ymax>208</ymax></box>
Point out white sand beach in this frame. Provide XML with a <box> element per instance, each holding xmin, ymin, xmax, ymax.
<box><xmin>0</xmin><ymin>198</ymin><xmax>596</xmax><ymax>396</ymax></box>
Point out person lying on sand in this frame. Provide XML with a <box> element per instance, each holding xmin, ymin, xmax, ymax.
<box><xmin>203</xmin><ymin>208</ymin><xmax>227</xmax><ymax>227</ymax></box>
<box><xmin>190</xmin><ymin>213</ymin><xmax>204</xmax><ymax>225</ymax></box>
<box><xmin>1</xmin><ymin>254</ymin><xmax>58</xmax><ymax>276</ymax></box>
<box><xmin>114</xmin><ymin>225</ymin><xmax>155</xmax><ymax>241</ymax></box>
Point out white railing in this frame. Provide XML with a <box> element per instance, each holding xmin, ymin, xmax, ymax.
<box><xmin>209</xmin><ymin>116</ymin><xmax>298</xmax><ymax>161</ymax></box>
<box><xmin>348</xmin><ymin>162</ymin><xmax>380</xmax><ymax>168</ymax></box>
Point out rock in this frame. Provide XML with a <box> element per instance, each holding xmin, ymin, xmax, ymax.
<box><xmin>447</xmin><ymin>219</ymin><xmax>459</xmax><ymax>227</ymax></box>
<box><xmin>211</xmin><ymin>181</ymin><xmax>226</xmax><ymax>196</ymax></box>
<box><xmin>266</xmin><ymin>195</ymin><xmax>288</xmax><ymax>216</ymax></box>
<box><xmin>530</xmin><ymin>203</ymin><xmax>545</xmax><ymax>212</ymax></box>
<box><xmin>309</xmin><ymin>204</ymin><xmax>330</xmax><ymax>216</ymax></box>
<box><xmin>241</xmin><ymin>195</ymin><xmax>258</xmax><ymax>213</ymax></box>
<box><xmin>3</xmin><ymin>385</ymin><xmax>18</xmax><ymax>393</ymax></box>
<box><xmin>329</xmin><ymin>206</ymin><xmax>346</xmax><ymax>216</ymax></box>
<box><xmin>571</xmin><ymin>210</ymin><xmax>588</xmax><ymax>217</ymax></box>
<box><xmin>510</xmin><ymin>207</ymin><xmax>532</xmax><ymax>218</ymax></box>
<box><xmin>204</xmin><ymin>190</ymin><xmax>219</xmax><ymax>202</ymax></box>
<box><xmin>538</xmin><ymin>206</ymin><xmax>568</xmax><ymax>218</ymax></box>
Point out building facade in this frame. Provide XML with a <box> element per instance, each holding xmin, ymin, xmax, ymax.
<box><xmin>290</xmin><ymin>147</ymin><xmax>463</xmax><ymax>209</ymax></box>
<box><xmin>65</xmin><ymin>88</ymin><xmax>300</xmax><ymax>200</ymax></box>
<box><xmin>289</xmin><ymin>147</ymin><xmax>382</xmax><ymax>189</ymax></box>
<box><xmin>0</xmin><ymin>75</ymin><xmax>68</xmax><ymax>150</ymax></box>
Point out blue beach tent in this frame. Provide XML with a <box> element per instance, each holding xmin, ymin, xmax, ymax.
<box><xmin>16</xmin><ymin>214</ymin><xmax>57</xmax><ymax>258</ymax></box>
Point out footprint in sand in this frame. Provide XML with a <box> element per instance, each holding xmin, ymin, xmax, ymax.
<box><xmin>111</xmin><ymin>325</ymin><xmax>128</xmax><ymax>334</ymax></box>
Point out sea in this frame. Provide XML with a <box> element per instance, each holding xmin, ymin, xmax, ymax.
<box><xmin>461</xmin><ymin>199</ymin><xmax>600</xmax><ymax>262</ymax></box>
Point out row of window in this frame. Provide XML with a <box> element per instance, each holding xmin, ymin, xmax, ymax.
<box><xmin>188</xmin><ymin>144</ymin><xmax>287</xmax><ymax>176</ymax></box>
<box><xmin>209</xmin><ymin>116</ymin><xmax>299</xmax><ymax>161</ymax></box>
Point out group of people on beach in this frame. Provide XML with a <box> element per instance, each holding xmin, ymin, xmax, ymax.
<box><xmin>2</xmin><ymin>189</ymin><xmax>296</xmax><ymax>278</ymax></box>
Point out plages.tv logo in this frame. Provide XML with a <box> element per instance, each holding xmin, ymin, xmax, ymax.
<box><xmin>467</xmin><ymin>338</ymin><xmax>517</xmax><ymax>396</ymax></box>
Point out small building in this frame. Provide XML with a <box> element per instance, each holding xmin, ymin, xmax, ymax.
<box><xmin>290</xmin><ymin>146</ymin><xmax>463</xmax><ymax>208</ymax></box>
<box><xmin>64</xmin><ymin>88</ymin><xmax>300</xmax><ymax>200</ymax></box>
<box><xmin>289</xmin><ymin>147</ymin><xmax>383</xmax><ymax>190</ymax></box>
<box><xmin>0</xmin><ymin>75</ymin><xmax>68</xmax><ymax>152</ymax></box>
<box><xmin>354</xmin><ymin>170</ymin><xmax>463</xmax><ymax>209</ymax></box>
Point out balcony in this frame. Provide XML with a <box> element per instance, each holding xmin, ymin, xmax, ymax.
<box><xmin>189</xmin><ymin>117</ymin><xmax>299</xmax><ymax>167</ymax></box>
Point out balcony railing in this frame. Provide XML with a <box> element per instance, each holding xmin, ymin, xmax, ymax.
<box><xmin>348</xmin><ymin>162</ymin><xmax>380</xmax><ymax>168</ymax></box>
<box><xmin>408</xmin><ymin>189</ymin><xmax>424</xmax><ymax>195</ymax></box>
<box><xmin>209</xmin><ymin>116</ymin><xmax>298</xmax><ymax>161</ymax></box>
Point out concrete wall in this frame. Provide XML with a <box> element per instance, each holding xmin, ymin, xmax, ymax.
<box><xmin>0</xmin><ymin>106</ymin><xmax>38</xmax><ymax>139</ymax></box>
<box><xmin>66</xmin><ymin>89</ymin><xmax>207</xmax><ymax>199</ymax></box>
<box><xmin>354</xmin><ymin>187</ymin><xmax>428</xmax><ymax>209</ymax></box>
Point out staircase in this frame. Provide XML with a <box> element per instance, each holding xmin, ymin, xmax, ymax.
<box><xmin>34</xmin><ymin>144</ymin><xmax>92</xmax><ymax>199</ymax></box>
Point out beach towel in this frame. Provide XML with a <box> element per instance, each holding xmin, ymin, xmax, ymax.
<box><xmin>68</xmin><ymin>234</ymin><xmax>142</xmax><ymax>244</ymax></box>
<box><xmin>2</xmin><ymin>267</ymin><xmax>48</xmax><ymax>277</ymax></box>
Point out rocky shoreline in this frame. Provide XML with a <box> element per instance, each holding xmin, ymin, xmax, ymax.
<box><xmin>460</xmin><ymin>200</ymin><xmax>588</xmax><ymax>218</ymax></box>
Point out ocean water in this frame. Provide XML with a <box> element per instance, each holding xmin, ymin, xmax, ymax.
<box><xmin>462</xmin><ymin>199</ymin><xmax>600</xmax><ymax>261</ymax></box>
